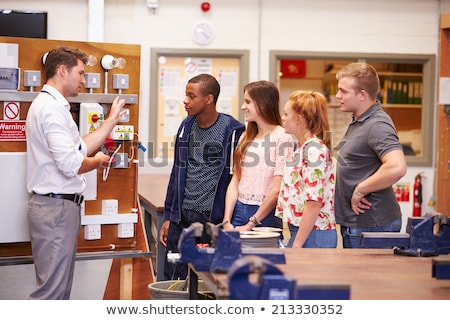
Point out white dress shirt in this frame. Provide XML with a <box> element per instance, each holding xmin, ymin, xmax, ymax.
<box><xmin>26</xmin><ymin>84</ymin><xmax>87</xmax><ymax>194</ymax></box>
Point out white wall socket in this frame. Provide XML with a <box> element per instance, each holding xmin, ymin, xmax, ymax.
<box><xmin>112</xmin><ymin>153</ymin><xmax>129</xmax><ymax>168</ymax></box>
<box><xmin>102</xmin><ymin>199</ymin><xmax>118</xmax><ymax>215</ymax></box>
<box><xmin>84</xmin><ymin>224</ymin><xmax>101</xmax><ymax>240</ymax></box>
<box><xmin>118</xmin><ymin>223</ymin><xmax>134</xmax><ymax>238</ymax></box>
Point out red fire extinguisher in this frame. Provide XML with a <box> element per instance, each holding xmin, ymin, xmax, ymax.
<box><xmin>413</xmin><ymin>173</ymin><xmax>423</xmax><ymax>217</ymax></box>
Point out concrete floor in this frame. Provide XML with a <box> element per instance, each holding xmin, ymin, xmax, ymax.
<box><xmin>0</xmin><ymin>259</ymin><xmax>112</xmax><ymax>300</ymax></box>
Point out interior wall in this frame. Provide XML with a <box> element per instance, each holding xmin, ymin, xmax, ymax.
<box><xmin>0</xmin><ymin>0</ymin><xmax>447</xmax><ymax>220</ymax></box>
<box><xmin>1</xmin><ymin>0</ymin><xmax>441</xmax><ymax>147</ymax></box>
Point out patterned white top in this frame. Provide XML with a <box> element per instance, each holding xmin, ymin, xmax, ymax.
<box><xmin>276</xmin><ymin>135</ymin><xmax>336</xmax><ymax>230</ymax></box>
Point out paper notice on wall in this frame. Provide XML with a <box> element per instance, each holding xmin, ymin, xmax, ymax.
<box><xmin>217</xmin><ymin>70</ymin><xmax>238</xmax><ymax>97</ymax></box>
<box><xmin>159</xmin><ymin>69</ymin><xmax>180</xmax><ymax>96</ymax></box>
<box><xmin>439</xmin><ymin>77</ymin><xmax>450</xmax><ymax>104</ymax></box>
<box><xmin>184</xmin><ymin>57</ymin><xmax>212</xmax><ymax>78</ymax></box>
<box><xmin>164</xmin><ymin>116</ymin><xmax>182</xmax><ymax>136</ymax></box>
<box><xmin>217</xmin><ymin>97</ymin><xmax>232</xmax><ymax>115</ymax></box>
<box><xmin>0</xmin><ymin>43</ymin><xmax>18</xmax><ymax>67</ymax></box>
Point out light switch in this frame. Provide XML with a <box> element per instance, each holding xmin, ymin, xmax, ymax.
<box><xmin>112</xmin><ymin>74</ymin><xmax>129</xmax><ymax>90</ymax></box>
<box><xmin>23</xmin><ymin>70</ymin><xmax>41</xmax><ymax>87</ymax></box>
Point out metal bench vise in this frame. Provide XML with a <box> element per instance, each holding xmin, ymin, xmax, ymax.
<box><xmin>228</xmin><ymin>255</ymin><xmax>350</xmax><ymax>300</ymax></box>
<box><xmin>360</xmin><ymin>212</ymin><xmax>450</xmax><ymax>280</ymax></box>
<box><xmin>177</xmin><ymin>222</ymin><xmax>286</xmax><ymax>273</ymax></box>
<box><xmin>360</xmin><ymin>212</ymin><xmax>450</xmax><ymax>257</ymax></box>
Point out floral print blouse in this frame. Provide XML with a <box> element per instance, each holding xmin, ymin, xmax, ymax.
<box><xmin>276</xmin><ymin>135</ymin><xmax>336</xmax><ymax>230</ymax></box>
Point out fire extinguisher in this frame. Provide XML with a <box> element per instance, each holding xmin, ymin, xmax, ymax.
<box><xmin>413</xmin><ymin>173</ymin><xmax>423</xmax><ymax>217</ymax></box>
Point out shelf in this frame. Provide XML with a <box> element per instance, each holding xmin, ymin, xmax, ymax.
<box><xmin>328</xmin><ymin>103</ymin><xmax>422</xmax><ymax>109</ymax></box>
<box><xmin>382</xmin><ymin>104</ymin><xmax>422</xmax><ymax>109</ymax></box>
<box><xmin>0</xmin><ymin>91</ymin><xmax>138</xmax><ymax>104</ymax></box>
<box><xmin>378</xmin><ymin>71</ymin><xmax>422</xmax><ymax>78</ymax></box>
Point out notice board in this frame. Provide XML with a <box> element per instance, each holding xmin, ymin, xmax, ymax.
<box><xmin>149</xmin><ymin>48</ymin><xmax>249</xmax><ymax>159</ymax></box>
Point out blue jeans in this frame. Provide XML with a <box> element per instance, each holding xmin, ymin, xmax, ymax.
<box><xmin>164</xmin><ymin>209</ymin><xmax>211</xmax><ymax>280</ymax></box>
<box><xmin>340</xmin><ymin>218</ymin><xmax>402</xmax><ymax>248</ymax></box>
<box><xmin>287</xmin><ymin>223</ymin><xmax>337</xmax><ymax>248</ymax></box>
<box><xmin>231</xmin><ymin>200</ymin><xmax>282</xmax><ymax>229</ymax></box>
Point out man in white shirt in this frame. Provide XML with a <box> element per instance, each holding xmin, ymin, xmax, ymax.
<box><xmin>26</xmin><ymin>46</ymin><xmax>125</xmax><ymax>299</ymax></box>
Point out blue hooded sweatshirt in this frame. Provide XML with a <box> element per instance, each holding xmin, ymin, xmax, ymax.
<box><xmin>163</xmin><ymin>113</ymin><xmax>245</xmax><ymax>224</ymax></box>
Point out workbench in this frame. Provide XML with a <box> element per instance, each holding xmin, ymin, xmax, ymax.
<box><xmin>190</xmin><ymin>248</ymin><xmax>450</xmax><ymax>300</ymax></box>
<box><xmin>138</xmin><ymin>173</ymin><xmax>450</xmax><ymax>299</ymax></box>
<box><xmin>138</xmin><ymin>173</ymin><xmax>169</xmax><ymax>281</ymax></box>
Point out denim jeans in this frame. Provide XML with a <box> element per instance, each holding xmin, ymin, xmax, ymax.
<box><xmin>287</xmin><ymin>223</ymin><xmax>337</xmax><ymax>248</ymax></box>
<box><xmin>340</xmin><ymin>218</ymin><xmax>402</xmax><ymax>248</ymax></box>
<box><xmin>231</xmin><ymin>200</ymin><xmax>282</xmax><ymax>229</ymax></box>
<box><xmin>164</xmin><ymin>209</ymin><xmax>211</xmax><ymax>280</ymax></box>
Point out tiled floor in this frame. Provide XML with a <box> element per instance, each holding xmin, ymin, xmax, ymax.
<box><xmin>0</xmin><ymin>259</ymin><xmax>111</xmax><ymax>300</ymax></box>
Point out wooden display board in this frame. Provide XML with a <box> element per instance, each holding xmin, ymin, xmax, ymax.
<box><xmin>0</xmin><ymin>36</ymin><xmax>153</xmax><ymax>299</ymax></box>
<box><xmin>437</xmin><ymin>16</ymin><xmax>450</xmax><ymax>216</ymax></box>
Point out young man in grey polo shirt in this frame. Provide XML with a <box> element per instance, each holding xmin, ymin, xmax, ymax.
<box><xmin>334</xmin><ymin>62</ymin><xmax>407</xmax><ymax>248</ymax></box>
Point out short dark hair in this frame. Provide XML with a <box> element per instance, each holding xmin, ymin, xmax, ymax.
<box><xmin>44</xmin><ymin>46</ymin><xmax>88</xmax><ymax>81</ymax></box>
<box><xmin>188</xmin><ymin>73</ymin><xmax>220</xmax><ymax>104</ymax></box>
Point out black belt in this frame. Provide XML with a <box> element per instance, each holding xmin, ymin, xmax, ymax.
<box><xmin>34</xmin><ymin>192</ymin><xmax>84</xmax><ymax>205</ymax></box>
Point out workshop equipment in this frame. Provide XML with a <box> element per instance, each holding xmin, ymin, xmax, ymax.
<box><xmin>175</xmin><ymin>222</ymin><xmax>286</xmax><ymax>274</ymax></box>
<box><xmin>360</xmin><ymin>212</ymin><xmax>450</xmax><ymax>257</ymax></box>
<box><xmin>432</xmin><ymin>255</ymin><xmax>450</xmax><ymax>279</ymax></box>
<box><xmin>412</xmin><ymin>173</ymin><xmax>423</xmax><ymax>217</ymax></box>
<box><xmin>228</xmin><ymin>255</ymin><xmax>350</xmax><ymax>300</ymax></box>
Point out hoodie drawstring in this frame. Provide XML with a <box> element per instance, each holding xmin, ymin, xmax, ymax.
<box><xmin>230</xmin><ymin>129</ymin><xmax>236</xmax><ymax>174</ymax></box>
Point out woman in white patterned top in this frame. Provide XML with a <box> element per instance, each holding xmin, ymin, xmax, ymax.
<box><xmin>276</xmin><ymin>90</ymin><xmax>337</xmax><ymax>248</ymax></box>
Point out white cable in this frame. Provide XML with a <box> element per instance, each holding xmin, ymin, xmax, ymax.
<box><xmin>102</xmin><ymin>143</ymin><xmax>122</xmax><ymax>181</ymax></box>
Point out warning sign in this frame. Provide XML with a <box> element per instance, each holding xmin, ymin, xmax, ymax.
<box><xmin>3</xmin><ymin>101</ymin><xmax>20</xmax><ymax>120</ymax></box>
<box><xmin>0</xmin><ymin>120</ymin><xmax>26</xmax><ymax>141</ymax></box>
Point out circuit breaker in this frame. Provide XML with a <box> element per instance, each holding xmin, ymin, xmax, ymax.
<box><xmin>79</xmin><ymin>103</ymin><xmax>104</xmax><ymax>201</ymax></box>
<box><xmin>79</xmin><ymin>103</ymin><xmax>104</xmax><ymax>136</ymax></box>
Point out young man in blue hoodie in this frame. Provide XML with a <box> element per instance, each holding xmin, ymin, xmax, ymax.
<box><xmin>159</xmin><ymin>73</ymin><xmax>245</xmax><ymax>280</ymax></box>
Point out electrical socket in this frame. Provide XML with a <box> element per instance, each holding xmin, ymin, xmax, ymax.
<box><xmin>118</xmin><ymin>223</ymin><xmax>134</xmax><ymax>238</ymax></box>
<box><xmin>112</xmin><ymin>153</ymin><xmax>129</xmax><ymax>168</ymax></box>
<box><xmin>102</xmin><ymin>199</ymin><xmax>118</xmax><ymax>215</ymax></box>
<box><xmin>119</xmin><ymin>108</ymin><xmax>130</xmax><ymax>122</ymax></box>
<box><xmin>84</xmin><ymin>224</ymin><xmax>101</xmax><ymax>240</ymax></box>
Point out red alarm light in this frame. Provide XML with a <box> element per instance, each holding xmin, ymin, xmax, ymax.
<box><xmin>201</xmin><ymin>2</ymin><xmax>211</xmax><ymax>12</ymax></box>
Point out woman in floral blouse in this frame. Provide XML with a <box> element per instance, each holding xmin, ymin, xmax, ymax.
<box><xmin>276</xmin><ymin>90</ymin><xmax>337</xmax><ymax>248</ymax></box>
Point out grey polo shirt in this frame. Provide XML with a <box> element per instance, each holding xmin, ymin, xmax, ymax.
<box><xmin>334</xmin><ymin>102</ymin><xmax>403</xmax><ymax>228</ymax></box>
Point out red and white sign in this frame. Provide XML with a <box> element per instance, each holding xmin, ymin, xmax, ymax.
<box><xmin>0</xmin><ymin>120</ymin><xmax>26</xmax><ymax>141</ymax></box>
<box><xmin>3</xmin><ymin>101</ymin><xmax>21</xmax><ymax>120</ymax></box>
<box><xmin>280</xmin><ymin>59</ymin><xmax>306</xmax><ymax>78</ymax></box>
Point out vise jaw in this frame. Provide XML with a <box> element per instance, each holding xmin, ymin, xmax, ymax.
<box><xmin>360</xmin><ymin>212</ymin><xmax>450</xmax><ymax>257</ymax></box>
<box><xmin>178</xmin><ymin>222</ymin><xmax>285</xmax><ymax>274</ymax></box>
<box><xmin>228</xmin><ymin>256</ymin><xmax>350</xmax><ymax>300</ymax></box>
